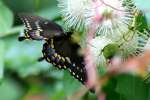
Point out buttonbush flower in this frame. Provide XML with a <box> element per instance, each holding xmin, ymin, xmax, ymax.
<box><xmin>58</xmin><ymin>0</ymin><xmax>135</xmax><ymax>37</ymax></box>
<box><xmin>89</xmin><ymin>36</ymin><xmax>113</xmax><ymax>66</ymax></box>
<box><xmin>57</xmin><ymin>0</ymin><xmax>88</xmax><ymax>32</ymax></box>
<box><xmin>58</xmin><ymin>0</ymin><xmax>150</xmax><ymax>68</ymax></box>
<box><xmin>89</xmin><ymin>28</ymin><xmax>150</xmax><ymax>65</ymax></box>
<box><xmin>84</xmin><ymin>0</ymin><xmax>135</xmax><ymax>37</ymax></box>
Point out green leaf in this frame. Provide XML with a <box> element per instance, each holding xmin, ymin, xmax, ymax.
<box><xmin>148</xmin><ymin>87</ymin><xmax>150</xmax><ymax>100</ymax></box>
<box><xmin>103</xmin><ymin>77</ymin><xmax>122</xmax><ymax>100</ymax></box>
<box><xmin>36</xmin><ymin>6</ymin><xmax>61</xmax><ymax>20</ymax></box>
<box><xmin>116</xmin><ymin>74</ymin><xmax>149</xmax><ymax>100</ymax></box>
<box><xmin>0</xmin><ymin>40</ymin><xmax>4</xmax><ymax>81</ymax></box>
<box><xmin>51</xmin><ymin>89</ymin><xmax>66</xmax><ymax>100</ymax></box>
<box><xmin>63</xmin><ymin>71</ymin><xmax>82</xmax><ymax>95</ymax></box>
<box><xmin>102</xmin><ymin>74</ymin><xmax>150</xmax><ymax>100</ymax></box>
<box><xmin>0</xmin><ymin>1</ymin><xmax>13</xmax><ymax>34</ymax></box>
<box><xmin>134</xmin><ymin>0</ymin><xmax>150</xmax><ymax>24</ymax></box>
<box><xmin>133</xmin><ymin>10</ymin><xmax>148</xmax><ymax>32</ymax></box>
<box><xmin>3</xmin><ymin>0</ymin><xmax>59</xmax><ymax>20</ymax></box>
<box><xmin>0</xmin><ymin>26</ymin><xmax>23</xmax><ymax>38</ymax></box>
<box><xmin>0</xmin><ymin>77</ymin><xmax>24</xmax><ymax>100</ymax></box>
<box><xmin>3</xmin><ymin>35</ymin><xmax>51</xmax><ymax>77</ymax></box>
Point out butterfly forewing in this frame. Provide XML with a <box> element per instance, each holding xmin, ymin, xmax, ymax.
<box><xmin>18</xmin><ymin>13</ymin><xmax>64</xmax><ymax>41</ymax></box>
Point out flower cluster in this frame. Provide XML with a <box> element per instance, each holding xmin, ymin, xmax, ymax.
<box><xmin>58</xmin><ymin>0</ymin><xmax>150</xmax><ymax>68</ymax></box>
<box><xmin>58</xmin><ymin>0</ymin><xmax>135</xmax><ymax>35</ymax></box>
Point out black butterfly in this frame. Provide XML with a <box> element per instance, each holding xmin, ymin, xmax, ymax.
<box><xmin>18</xmin><ymin>14</ymin><xmax>88</xmax><ymax>84</ymax></box>
<box><xmin>18</xmin><ymin>13</ymin><xmax>65</xmax><ymax>41</ymax></box>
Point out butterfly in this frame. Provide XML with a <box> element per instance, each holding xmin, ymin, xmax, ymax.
<box><xmin>18</xmin><ymin>14</ymin><xmax>88</xmax><ymax>85</ymax></box>
<box><xmin>18</xmin><ymin>13</ymin><xmax>66</xmax><ymax>41</ymax></box>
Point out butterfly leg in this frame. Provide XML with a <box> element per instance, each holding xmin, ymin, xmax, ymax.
<box><xmin>37</xmin><ymin>57</ymin><xmax>45</xmax><ymax>62</ymax></box>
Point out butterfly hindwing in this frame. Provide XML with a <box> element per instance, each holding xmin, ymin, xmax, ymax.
<box><xmin>42</xmin><ymin>40</ymin><xmax>66</xmax><ymax>69</ymax></box>
<box><xmin>18</xmin><ymin>13</ymin><xmax>64</xmax><ymax>41</ymax></box>
<box><xmin>53</xmin><ymin>37</ymin><xmax>87</xmax><ymax>83</ymax></box>
<box><xmin>42</xmin><ymin>37</ymin><xmax>87</xmax><ymax>84</ymax></box>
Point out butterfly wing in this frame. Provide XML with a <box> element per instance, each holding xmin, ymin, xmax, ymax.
<box><xmin>53</xmin><ymin>37</ymin><xmax>87</xmax><ymax>83</ymax></box>
<box><xmin>42</xmin><ymin>37</ymin><xmax>87</xmax><ymax>84</ymax></box>
<box><xmin>18</xmin><ymin>13</ymin><xmax>64</xmax><ymax>41</ymax></box>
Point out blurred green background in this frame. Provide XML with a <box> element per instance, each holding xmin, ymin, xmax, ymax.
<box><xmin>0</xmin><ymin>0</ymin><xmax>150</xmax><ymax>100</ymax></box>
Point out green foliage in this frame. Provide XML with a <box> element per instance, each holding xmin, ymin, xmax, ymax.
<box><xmin>0</xmin><ymin>40</ymin><xmax>4</xmax><ymax>81</ymax></box>
<box><xmin>0</xmin><ymin>1</ymin><xmax>13</xmax><ymax>34</ymax></box>
<box><xmin>133</xmin><ymin>10</ymin><xmax>148</xmax><ymax>32</ymax></box>
<box><xmin>134</xmin><ymin>0</ymin><xmax>150</xmax><ymax>23</ymax></box>
<box><xmin>116</xmin><ymin>75</ymin><xmax>149</xmax><ymax>100</ymax></box>
<box><xmin>0</xmin><ymin>77</ymin><xmax>24</xmax><ymax>100</ymax></box>
<box><xmin>3</xmin><ymin>0</ymin><xmax>60</xmax><ymax>20</ymax></box>
<box><xmin>63</xmin><ymin>71</ymin><xmax>82</xmax><ymax>94</ymax></box>
<box><xmin>103</xmin><ymin>74</ymin><xmax>150</xmax><ymax>100</ymax></box>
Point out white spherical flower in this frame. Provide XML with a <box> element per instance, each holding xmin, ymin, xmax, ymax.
<box><xmin>57</xmin><ymin>0</ymin><xmax>88</xmax><ymax>32</ymax></box>
<box><xmin>89</xmin><ymin>36</ymin><xmax>113</xmax><ymax>66</ymax></box>
<box><xmin>119</xmin><ymin>31</ymin><xmax>140</xmax><ymax>58</ymax></box>
<box><xmin>89</xmin><ymin>29</ymin><xmax>150</xmax><ymax>65</ymax></box>
<box><xmin>84</xmin><ymin>0</ymin><xmax>134</xmax><ymax>37</ymax></box>
<box><xmin>118</xmin><ymin>29</ymin><xmax>150</xmax><ymax>58</ymax></box>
